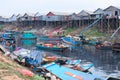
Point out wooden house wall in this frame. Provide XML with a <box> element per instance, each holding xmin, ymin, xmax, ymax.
<box><xmin>78</xmin><ymin>10</ymin><xmax>91</xmax><ymax>20</ymax></box>
<box><xmin>104</xmin><ymin>6</ymin><xmax>120</xmax><ymax>17</ymax></box>
<box><xmin>42</xmin><ymin>15</ymin><xmax>66</xmax><ymax>21</ymax></box>
<box><xmin>69</xmin><ymin>14</ymin><xmax>80</xmax><ymax>20</ymax></box>
<box><xmin>0</xmin><ymin>16</ymin><xmax>4</xmax><ymax>22</ymax></box>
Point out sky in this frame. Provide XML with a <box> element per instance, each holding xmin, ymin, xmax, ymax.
<box><xmin>0</xmin><ymin>0</ymin><xmax>120</xmax><ymax>17</ymax></box>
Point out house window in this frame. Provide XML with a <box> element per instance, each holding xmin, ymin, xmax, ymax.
<box><xmin>48</xmin><ymin>17</ymin><xmax>50</xmax><ymax>18</ymax></box>
<box><xmin>115</xmin><ymin>11</ymin><xmax>118</xmax><ymax>16</ymax></box>
<box><xmin>25</xmin><ymin>17</ymin><xmax>28</xmax><ymax>19</ymax></box>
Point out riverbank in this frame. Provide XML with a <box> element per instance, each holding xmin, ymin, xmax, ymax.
<box><xmin>0</xmin><ymin>53</ymin><xmax>44</xmax><ymax>80</ymax></box>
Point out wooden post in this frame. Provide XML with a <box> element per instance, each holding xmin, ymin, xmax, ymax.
<box><xmin>100</xmin><ymin>16</ymin><xmax>103</xmax><ymax>33</ymax></box>
<box><xmin>107</xmin><ymin>17</ymin><xmax>110</xmax><ymax>34</ymax></box>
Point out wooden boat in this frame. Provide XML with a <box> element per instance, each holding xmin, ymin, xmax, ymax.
<box><xmin>112</xmin><ymin>43</ymin><xmax>120</xmax><ymax>53</ymax></box>
<box><xmin>36</xmin><ymin>43</ymin><xmax>68</xmax><ymax>52</ymax></box>
<box><xmin>61</xmin><ymin>37</ymin><xmax>82</xmax><ymax>46</ymax></box>
<box><xmin>95</xmin><ymin>45</ymin><xmax>112</xmax><ymax>50</ymax></box>
<box><xmin>55</xmin><ymin>58</ymin><xmax>93</xmax><ymax>73</ymax></box>
<box><xmin>43</xmin><ymin>56</ymin><xmax>57</xmax><ymax>63</ymax></box>
<box><xmin>95</xmin><ymin>41</ymin><xmax>112</xmax><ymax>50</ymax></box>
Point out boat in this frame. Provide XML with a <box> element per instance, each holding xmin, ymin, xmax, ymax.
<box><xmin>61</xmin><ymin>37</ymin><xmax>82</xmax><ymax>46</ymax></box>
<box><xmin>85</xmin><ymin>38</ymin><xmax>100</xmax><ymax>46</ymax></box>
<box><xmin>21</xmin><ymin>31</ymin><xmax>37</xmax><ymax>46</ymax></box>
<box><xmin>37</xmin><ymin>62</ymin><xmax>107</xmax><ymax>80</ymax></box>
<box><xmin>62</xmin><ymin>16</ymin><xmax>103</xmax><ymax>46</ymax></box>
<box><xmin>95</xmin><ymin>41</ymin><xmax>112</xmax><ymax>50</ymax></box>
<box><xmin>39</xmin><ymin>36</ymin><xmax>62</xmax><ymax>41</ymax></box>
<box><xmin>21</xmin><ymin>31</ymin><xmax>37</xmax><ymax>40</ymax></box>
<box><xmin>1</xmin><ymin>32</ymin><xmax>16</xmax><ymax>52</ymax></box>
<box><xmin>43</xmin><ymin>56</ymin><xmax>57</xmax><ymax>63</ymax></box>
<box><xmin>13</xmin><ymin>48</ymin><xmax>43</xmax><ymax>67</ymax></box>
<box><xmin>78</xmin><ymin>15</ymin><xmax>104</xmax><ymax>46</ymax></box>
<box><xmin>96</xmin><ymin>45</ymin><xmax>112</xmax><ymax>50</ymax></box>
<box><xmin>1</xmin><ymin>32</ymin><xmax>16</xmax><ymax>41</ymax></box>
<box><xmin>112</xmin><ymin>43</ymin><xmax>120</xmax><ymax>53</ymax></box>
<box><xmin>5</xmin><ymin>30</ymin><xmax>21</xmax><ymax>35</ymax></box>
<box><xmin>55</xmin><ymin>58</ymin><xmax>94</xmax><ymax>73</ymax></box>
<box><xmin>96</xmin><ymin>26</ymin><xmax>120</xmax><ymax>51</ymax></box>
<box><xmin>36</xmin><ymin>43</ymin><xmax>68</xmax><ymax>52</ymax></box>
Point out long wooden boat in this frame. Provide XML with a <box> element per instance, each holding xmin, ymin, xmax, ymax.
<box><xmin>36</xmin><ymin>43</ymin><xmax>68</xmax><ymax>52</ymax></box>
<box><xmin>112</xmin><ymin>43</ymin><xmax>120</xmax><ymax>53</ymax></box>
<box><xmin>61</xmin><ymin>37</ymin><xmax>82</xmax><ymax>46</ymax></box>
<box><xmin>95</xmin><ymin>42</ymin><xmax>112</xmax><ymax>50</ymax></box>
<box><xmin>96</xmin><ymin>45</ymin><xmax>112</xmax><ymax>50</ymax></box>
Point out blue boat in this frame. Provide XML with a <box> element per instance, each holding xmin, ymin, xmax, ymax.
<box><xmin>41</xmin><ymin>62</ymin><xmax>107</xmax><ymax>80</ymax></box>
<box><xmin>1</xmin><ymin>32</ymin><xmax>16</xmax><ymax>44</ymax></box>
<box><xmin>21</xmin><ymin>31</ymin><xmax>37</xmax><ymax>40</ymax></box>
<box><xmin>21</xmin><ymin>31</ymin><xmax>37</xmax><ymax>46</ymax></box>
<box><xmin>39</xmin><ymin>36</ymin><xmax>62</xmax><ymax>41</ymax></box>
<box><xmin>61</xmin><ymin>37</ymin><xmax>82</xmax><ymax>46</ymax></box>
<box><xmin>36</xmin><ymin>43</ymin><xmax>68</xmax><ymax>52</ymax></box>
<box><xmin>5</xmin><ymin>30</ymin><xmax>21</xmax><ymax>35</ymax></box>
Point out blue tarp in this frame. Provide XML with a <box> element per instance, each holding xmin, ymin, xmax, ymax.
<box><xmin>43</xmin><ymin>62</ymin><xmax>106</xmax><ymax>80</ymax></box>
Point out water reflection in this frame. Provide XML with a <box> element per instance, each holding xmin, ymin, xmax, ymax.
<box><xmin>20</xmin><ymin>39</ymin><xmax>36</xmax><ymax>49</ymax></box>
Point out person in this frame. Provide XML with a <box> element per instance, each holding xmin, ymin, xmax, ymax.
<box><xmin>11</xmin><ymin>40</ymin><xmax>16</xmax><ymax>52</ymax></box>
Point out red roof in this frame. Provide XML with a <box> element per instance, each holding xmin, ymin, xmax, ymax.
<box><xmin>46</xmin><ymin>12</ymin><xmax>55</xmax><ymax>16</ymax></box>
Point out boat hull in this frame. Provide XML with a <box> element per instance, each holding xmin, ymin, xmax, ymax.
<box><xmin>36</xmin><ymin>44</ymin><xmax>67</xmax><ymax>52</ymax></box>
<box><xmin>96</xmin><ymin>45</ymin><xmax>112</xmax><ymax>50</ymax></box>
<box><xmin>62</xmin><ymin>37</ymin><xmax>82</xmax><ymax>46</ymax></box>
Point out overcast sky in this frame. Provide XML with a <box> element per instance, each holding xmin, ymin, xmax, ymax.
<box><xmin>0</xmin><ymin>0</ymin><xmax>120</xmax><ymax>16</ymax></box>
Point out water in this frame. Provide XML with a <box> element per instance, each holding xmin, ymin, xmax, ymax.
<box><xmin>19</xmin><ymin>39</ymin><xmax>120</xmax><ymax>79</ymax></box>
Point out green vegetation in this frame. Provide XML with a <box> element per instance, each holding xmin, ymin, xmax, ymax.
<box><xmin>64</xmin><ymin>27</ymin><xmax>77</xmax><ymax>35</ymax></box>
<box><xmin>31</xmin><ymin>75</ymin><xmax>44</xmax><ymax>80</ymax></box>
<box><xmin>0</xmin><ymin>25</ymin><xmax>5</xmax><ymax>31</ymax></box>
<box><xmin>83</xmin><ymin>27</ymin><xmax>107</xmax><ymax>38</ymax></box>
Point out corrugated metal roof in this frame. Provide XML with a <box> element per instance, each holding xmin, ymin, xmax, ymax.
<box><xmin>23</xmin><ymin>13</ymin><xmax>35</xmax><ymax>17</ymax></box>
<box><xmin>104</xmin><ymin>5</ymin><xmax>120</xmax><ymax>11</ymax></box>
<box><xmin>78</xmin><ymin>10</ymin><xmax>94</xmax><ymax>16</ymax></box>
<box><xmin>94</xmin><ymin>8</ymin><xmax>104</xmax><ymax>13</ymax></box>
<box><xmin>34</xmin><ymin>12</ymin><xmax>41</xmax><ymax>16</ymax></box>
<box><xmin>47</xmin><ymin>11</ymin><xmax>71</xmax><ymax>16</ymax></box>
